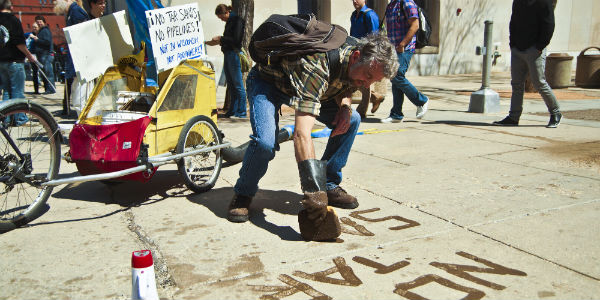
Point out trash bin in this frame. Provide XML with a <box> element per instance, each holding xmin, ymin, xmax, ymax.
<box><xmin>545</xmin><ymin>53</ymin><xmax>573</xmax><ymax>88</ymax></box>
<box><xmin>575</xmin><ymin>46</ymin><xmax>600</xmax><ymax>88</ymax></box>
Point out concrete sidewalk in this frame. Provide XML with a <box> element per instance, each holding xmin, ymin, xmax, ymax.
<box><xmin>1</xmin><ymin>73</ymin><xmax>599</xmax><ymax>299</ymax></box>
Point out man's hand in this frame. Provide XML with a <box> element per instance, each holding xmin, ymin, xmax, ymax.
<box><xmin>331</xmin><ymin>104</ymin><xmax>352</xmax><ymax>137</ymax></box>
<box><xmin>395</xmin><ymin>44</ymin><xmax>405</xmax><ymax>53</ymax></box>
<box><xmin>205</xmin><ymin>36</ymin><xmax>221</xmax><ymax>46</ymax></box>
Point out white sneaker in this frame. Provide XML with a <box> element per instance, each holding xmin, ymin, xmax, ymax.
<box><xmin>416</xmin><ymin>101</ymin><xmax>428</xmax><ymax>119</ymax></box>
<box><xmin>381</xmin><ymin>117</ymin><xmax>403</xmax><ymax>123</ymax></box>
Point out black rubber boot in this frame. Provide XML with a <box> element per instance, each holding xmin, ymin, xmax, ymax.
<box><xmin>297</xmin><ymin>159</ymin><xmax>341</xmax><ymax>241</ymax></box>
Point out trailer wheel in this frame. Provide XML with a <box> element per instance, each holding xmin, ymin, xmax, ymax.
<box><xmin>176</xmin><ymin>116</ymin><xmax>222</xmax><ymax>193</ymax></box>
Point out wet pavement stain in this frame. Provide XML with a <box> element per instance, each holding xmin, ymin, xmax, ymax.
<box><xmin>225</xmin><ymin>253</ymin><xmax>265</xmax><ymax>277</ymax></box>
<box><xmin>170</xmin><ymin>263</ymin><xmax>211</xmax><ymax>288</ymax></box>
<box><xmin>538</xmin><ymin>290</ymin><xmax>556</xmax><ymax>298</ymax></box>
<box><xmin>63</xmin><ymin>274</ymin><xmax>93</xmax><ymax>285</ymax></box>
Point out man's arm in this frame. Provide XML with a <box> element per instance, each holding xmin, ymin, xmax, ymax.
<box><xmin>330</xmin><ymin>95</ymin><xmax>352</xmax><ymax>137</ymax></box>
<box><xmin>16</xmin><ymin>44</ymin><xmax>37</xmax><ymax>65</ymax></box>
<box><xmin>368</xmin><ymin>11</ymin><xmax>380</xmax><ymax>34</ymax></box>
<box><xmin>396</xmin><ymin>17</ymin><xmax>419</xmax><ymax>52</ymax></box>
<box><xmin>535</xmin><ymin>0</ymin><xmax>555</xmax><ymax>51</ymax></box>
<box><xmin>35</xmin><ymin>28</ymin><xmax>52</xmax><ymax>50</ymax></box>
<box><xmin>294</xmin><ymin>111</ymin><xmax>316</xmax><ymax>163</ymax></box>
<box><xmin>220</xmin><ymin>16</ymin><xmax>245</xmax><ymax>49</ymax></box>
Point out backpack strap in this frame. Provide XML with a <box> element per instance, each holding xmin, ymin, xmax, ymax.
<box><xmin>362</xmin><ymin>8</ymin><xmax>372</xmax><ymax>34</ymax></box>
<box><xmin>352</xmin><ymin>8</ymin><xmax>375</xmax><ymax>36</ymax></box>
<box><xmin>326</xmin><ymin>36</ymin><xmax>359</xmax><ymax>84</ymax></box>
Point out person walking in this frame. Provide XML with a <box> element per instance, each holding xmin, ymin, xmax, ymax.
<box><xmin>54</xmin><ymin>0</ymin><xmax>89</xmax><ymax>116</ymax></box>
<box><xmin>493</xmin><ymin>0</ymin><xmax>561</xmax><ymax>128</ymax></box>
<box><xmin>27</xmin><ymin>22</ymin><xmax>41</xmax><ymax>94</ymax></box>
<box><xmin>206</xmin><ymin>4</ymin><xmax>247</xmax><ymax>118</ymax></box>
<box><xmin>381</xmin><ymin>0</ymin><xmax>429</xmax><ymax>123</ymax></box>
<box><xmin>350</xmin><ymin>0</ymin><xmax>385</xmax><ymax>119</ymax></box>
<box><xmin>227</xmin><ymin>32</ymin><xmax>397</xmax><ymax>241</ymax></box>
<box><xmin>29</xmin><ymin>15</ymin><xmax>55</xmax><ymax>94</ymax></box>
<box><xmin>0</xmin><ymin>0</ymin><xmax>38</xmax><ymax>125</ymax></box>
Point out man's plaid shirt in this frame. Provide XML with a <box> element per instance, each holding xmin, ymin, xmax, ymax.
<box><xmin>257</xmin><ymin>39</ymin><xmax>358</xmax><ymax>116</ymax></box>
<box><xmin>385</xmin><ymin>0</ymin><xmax>418</xmax><ymax>52</ymax></box>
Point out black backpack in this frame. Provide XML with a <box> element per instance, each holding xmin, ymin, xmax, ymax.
<box><xmin>249</xmin><ymin>14</ymin><xmax>348</xmax><ymax>66</ymax></box>
<box><xmin>405</xmin><ymin>2</ymin><xmax>432</xmax><ymax>49</ymax></box>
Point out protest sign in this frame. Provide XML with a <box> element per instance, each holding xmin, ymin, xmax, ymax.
<box><xmin>64</xmin><ymin>11</ymin><xmax>134</xmax><ymax>82</ymax></box>
<box><xmin>145</xmin><ymin>3</ymin><xmax>206</xmax><ymax>72</ymax></box>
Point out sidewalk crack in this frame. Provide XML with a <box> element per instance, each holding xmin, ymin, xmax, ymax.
<box><xmin>125</xmin><ymin>211</ymin><xmax>177</xmax><ymax>291</ymax></box>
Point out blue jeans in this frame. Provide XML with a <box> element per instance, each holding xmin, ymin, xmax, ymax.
<box><xmin>0</xmin><ymin>62</ymin><xmax>28</xmax><ymax>125</ymax></box>
<box><xmin>38</xmin><ymin>53</ymin><xmax>55</xmax><ymax>92</ymax></box>
<box><xmin>223</xmin><ymin>50</ymin><xmax>247</xmax><ymax>117</ymax></box>
<box><xmin>389</xmin><ymin>51</ymin><xmax>428</xmax><ymax>120</ymax></box>
<box><xmin>234</xmin><ymin>68</ymin><xmax>361</xmax><ymax>197</ymax></box>
<box><xmin>509</xmin><ymin>47</ymin><xmax>560</xmax><ymax>119</ymax></box>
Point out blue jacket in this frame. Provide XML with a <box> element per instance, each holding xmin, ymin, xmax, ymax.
<box><xmin>34</xmin><ymin>26</ymin><xmax>53</xmax><ymax>56</ymax></box>
<box><xmin>65</xmin><ymin>2</ymin><xmax>89</xmax><ymax>79</ymax></box>
<box><xmin>350</xmin><ymin>5</ymin><xmax>379</xmax><ymax>38</ymax></box>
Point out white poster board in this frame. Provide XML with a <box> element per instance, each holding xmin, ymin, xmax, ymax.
<box><xmin>145</xmin><ymin>3</ymin><xmax>206</xmax><ymax>72</ymax></box>
<box><xmin>64</xmin><ymin>11</ymin><xmax>134</xmax><ymax>82</ymax></box>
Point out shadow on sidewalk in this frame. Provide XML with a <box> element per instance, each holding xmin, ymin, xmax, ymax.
<box><xmin>424</xmin><ymin>120</ymin><xmax>544</xmax><ymax>127</ymax></box>
<box><xmin>187</xmin><ymin>187</ymin><xmax>304</xmax><ymax>241</ymax></box>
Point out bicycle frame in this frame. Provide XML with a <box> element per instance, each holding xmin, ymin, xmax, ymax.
<box><xmin>0</xmin><ymin>125</ymin><xmax>33</xmax><ymax>186</ymax></box>
<box><xmin>40</xmin><ymin>141</ymin><xmax>230</xmax><ymax>187</ymax></box>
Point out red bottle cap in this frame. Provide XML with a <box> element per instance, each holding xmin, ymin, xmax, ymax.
<box><xmin>132</xmin><ymin>250</ymin><xmax>153</xmax><ymax>268</ymax></box>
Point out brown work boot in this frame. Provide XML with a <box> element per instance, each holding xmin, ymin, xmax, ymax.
<box><xmin>298</xmin><ymin>191</ymin><xmax>341</xmax><ymax>241</ymax></box>
<box><xmin>370</xmin><ymin>92</ymin><xmax>385</xmax><ymax>113</ymax></box>
<box><xmin>227</xmin><ymin>194</ymin><xmax>252</xmax><ymax>223</ymax></box>
<box><xmin>327</xmin><ymin>186</ymin><xmax>359</xmax><ymax>209</ymax></box>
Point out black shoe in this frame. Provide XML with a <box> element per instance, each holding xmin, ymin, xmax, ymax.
<box><xmin>546</xmin><ymin>112</ymin><xmax>562</xmax><ymax>128</ymax></box>
<box><xmin>493</xmin><ymin>116</ymin><xmax>519</xmax><ymax>126</ymax></box>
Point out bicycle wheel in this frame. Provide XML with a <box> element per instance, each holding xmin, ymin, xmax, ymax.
<box><xmin>176</xmin><ymin>115</ymin><xmax>222</xmax><ymax>193</ymax></box>
<box><xmin>0</xmin><ymin>100</ymin><xmax>61</xmax><ymax>232</ymax></box>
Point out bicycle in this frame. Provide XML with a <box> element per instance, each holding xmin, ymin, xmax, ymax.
<box><xmin>0</xmin><ymin>99</ymin><xmax>61</xmax><ymax>232</ymax></box>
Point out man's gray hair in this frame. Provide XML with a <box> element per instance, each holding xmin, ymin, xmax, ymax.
<box><xmin>356</xmin><ymin>33</ymin><xmax>399</xmax><ymax>79</ymax></box>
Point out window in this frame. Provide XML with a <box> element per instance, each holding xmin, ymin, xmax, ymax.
<box><xmin>86</xmin><ymin>77</ymin><xmax>130</xmax><ymax>117</ymax></box>
<box><xmin>158</xmin><ymin>75</ymin><xmax>197</xmax><ymax>112</ymax></box>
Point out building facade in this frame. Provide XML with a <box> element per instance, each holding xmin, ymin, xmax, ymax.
<box><xmin>173</xmin><ymin>0</ymin><xmax>600</xmax><ymax>76</ymax></box>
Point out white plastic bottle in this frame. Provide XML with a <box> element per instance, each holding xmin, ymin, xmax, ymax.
<box><xmin>131</xmin><ymin>250</ymin><xmax>159</xmax><ymax>300</ymax></box>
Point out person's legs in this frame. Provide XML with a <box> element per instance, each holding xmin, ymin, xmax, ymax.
<box><xmin>388</xmin><ymin>52</ymin><xmax>408</xmax><ymax>120</ymax></box>
<box><xmin>222</xmin><ymin>55</ymin><xmax>237</xmax><ymax>117</ymax></box>
<box><xmin>39</xmin><ymin>53</ymin><xmax>55</xmax><ymax>93</ymax></box>
<box><xmin>0</xmin><ymin>63</ymin><xmax>10</xmax><ymax>101</ymax></box>
<box><xmin>525</xmin><ymin>48</ymin><xmax>560</xmax><ymax>115</ymax></box>
<box><xmin>233</xmin><ymin>70</ymin><xmax>282</xmax><ymax>198</ymax></box>
<box><xmin>45</xmin><ymin>54</ymin><xmax>55</xmax><ymax>90</ymax></box>
<box><xmin>31</xmin><ymin>63</ymin><xmax>39</xmax><ymax>94</ymax></box>
<box><xmin>7</xmin><ymin>63</ymin><xmax>26</xmax><ymax>99</ymax></box>
<box><xmin>355</xmin><ymin>86</ymin><xmax>370</xmax><ymax>118</ymax></box>
<box><xmin>317</xmin><ymin>101</ymin><xmax>360</xmax><ymax>190</ymax></box>
<box><xmin>317</xmin><ymin>101</ymin><xmax>361</xmax><ymax>208</ymax></box>
<box><xmin>508</xmin><ymin>47</ymin><xmax>529</xmax><ymax>120</ymax></box>
<box><xmin>388</xmin><ymin>52</ymin><xmax>427</xmax><ymax>121</ymax></box>
<box><xmin>397</xmin><ymin>52</ymin><xmax>428</xmax><ymax>108</ymax></box>
<box><xmin>2</xmin><ymin>63</ymin><xmax>28</xmax><ymax>125</ymax></box>
<box><xmin>223</xmin><ymin>50</ymin><xmax>247</xmax><ymax>117</ymax></box>
<box><xmin>63</xmin><ymin>77</ymin><xmax>74</xmax><ymax>115</ymax></box>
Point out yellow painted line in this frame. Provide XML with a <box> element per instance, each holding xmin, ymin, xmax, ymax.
<box><xmin>358</xmin><ymin>128</ymin><xmax>407</xmax><ymax>135</ymax></box>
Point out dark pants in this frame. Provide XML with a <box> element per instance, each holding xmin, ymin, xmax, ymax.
<box><xmin>34</xmin><ymin>53</ymin><xmax>55</xmax><ymax>93</ymax></box>
<box><xmin>63</xmin><ymin>77</ymin><xmax>73</xmax><ymax>114</ymax></box>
